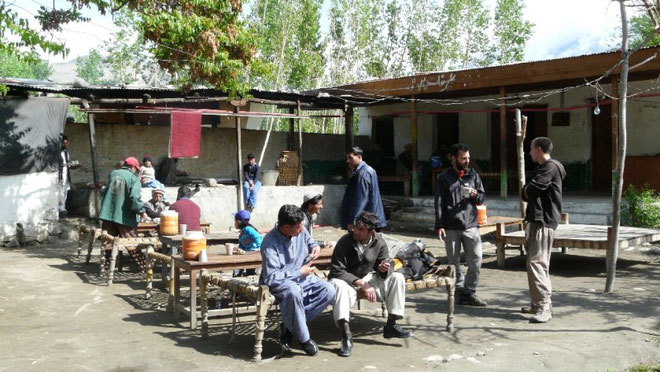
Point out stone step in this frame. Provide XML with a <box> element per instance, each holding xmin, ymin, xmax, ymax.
<box><xmin>405</xmin><ymin>197</ymin><xmax>613</xmax><ymax>214</ymax></box>
<box><xmin>389</xmin><ymin>208</ymin><xmax>611</xmax><ymax>226</ymax></box>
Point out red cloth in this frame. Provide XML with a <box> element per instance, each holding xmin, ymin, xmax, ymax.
<box><xmin>169</xmin><ymin>111</ymin><xmax>202</xmax><ymax>158</ymax></box>
<box><xmin>168</xmin><ymin>198</ymin><xmax>201</xmax><ymax>231</ymax></box>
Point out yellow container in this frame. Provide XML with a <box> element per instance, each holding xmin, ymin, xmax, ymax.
<box><xmin>160</xmin><ymin>210</ymin><xmax>179</xmax><ymax>236</ymax></box>
<box><xmin>477</xmin><ymin>204</ymin><xmax>487</xmax><ymax>225</ymax></box>
<box><xmin>183</xmin><ymin>231</ymin><xmax>207</xmax><ymax>260</ymax></box>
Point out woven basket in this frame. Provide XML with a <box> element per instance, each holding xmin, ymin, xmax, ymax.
<box><xmin>276</xmin><ymin>151</ymin><xmax>302</xmax><ymax>185</ymax></box>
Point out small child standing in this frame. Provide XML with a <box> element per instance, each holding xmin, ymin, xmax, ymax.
<box><xmin>233</xmin><ymin>210</ymin><xmax>262</xmax><ymax>277</ymax></box>
<box><xmin>141</xmin><ymin>155</ymin><xmax>168</xmax><ymax>202</ymax></box>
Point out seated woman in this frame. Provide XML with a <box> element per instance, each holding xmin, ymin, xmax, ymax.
<box><xmin>233</xmin><ymin>210</ymin><xmax>262</xmax><ymax>277</ymax></box>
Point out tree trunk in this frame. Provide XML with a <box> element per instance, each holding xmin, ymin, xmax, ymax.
<box><xmin>515</xmin><ymin>109</ymin><xmax>528</xmax><ymax>218</ymax></box>
<box><xmin>606</xmin><ymin>0</ymin><xmax>630</xmax><ymax>293</ymax></box>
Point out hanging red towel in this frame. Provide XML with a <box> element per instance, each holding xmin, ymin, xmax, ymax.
<box><xmin>169</xmin><ymin>110</ymin><xmax>202</xmax><ymax>158</ymax></box>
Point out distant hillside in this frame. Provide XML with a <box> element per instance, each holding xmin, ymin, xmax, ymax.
<box><xmin>49</xmin><ymin>58</ymin><xmax>79</xmax><ymax>84</ymax></box>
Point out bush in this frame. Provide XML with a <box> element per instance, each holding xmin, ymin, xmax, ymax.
<box><xmin>621</xmin><ymin>184</ymin><xmax>660</xmax><ymax>228</ymax></box>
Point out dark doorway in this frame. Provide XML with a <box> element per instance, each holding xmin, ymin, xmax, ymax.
<box><xmin>435</xmin><ymin>113</ymin><xmax>459</xmax><ymax>151</ymax></box>
<box><xmin>591</xmin><ymin>104</ymin><xmax>613</xmax><ymax>192</ymax></box>
<box><xmin>372</xmin><ymin>118</ymin><xmax>394</xmax><ymax>157</ymax></box>
<box><xmin>491</xmin><ymin>106</ymin><xmax>548</xmax><ymax>185</ymax></box>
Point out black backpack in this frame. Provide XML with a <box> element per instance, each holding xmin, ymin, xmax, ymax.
<box><xmin>392</xmin><ymin>240</ymin><xmax>440</xmax><ymax>281</ymax></box>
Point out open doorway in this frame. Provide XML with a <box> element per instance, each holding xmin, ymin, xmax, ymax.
<box><xmin>491</xmin><ymin>106</ymin><xmax>548</xmax><ymax>190</ymax></box>
<box><xmin>591</xmin><ymin>104</ymin><xmax>613</xmax><ymax>192</ymax></box>
<box><xmin>434</xmin><ymin>113</ymin><xmax>459</xmax><ymax>152</ymax></box>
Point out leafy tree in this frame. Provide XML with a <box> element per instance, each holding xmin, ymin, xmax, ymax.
<box><xmin>0</xmin><ymin>50</ymin><xmax>52</xmax><ymax>79</ymax></box>
<box><xmin>629</xmin><ymin>12</ymin><xmax>660</xmax><ymax>48</ymax></box>
<box><xmin>490</xmin><ymin>0</ymin><xmax>534</xmax><ymax>64</ymax></box>
<box><xmin>5</xmin><ymin>0</ymin><xmax>258</xmax><ymax>96</ymax></box>
<box><xmin>75</xmin><ymin>49</ymin><xmax>105</xmax><ymax>85</ymax></box>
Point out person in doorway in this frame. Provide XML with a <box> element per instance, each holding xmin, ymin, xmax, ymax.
<box><xmin>341</xmin><ymin>146</ymin><xmax>387</xmax><ymax>231</ymax></box>
<box><xmin>98</xmin><ymin>156</ymin><xmax>149</xmax><ymax>270</ymax></box>
<box><xmin>434</xmin><ymin>143</ymin><xmax>487</xmax><ymax>306</ymax></box>
<box><xmin>521</xmin><ymin>137</ymin><xmax>566</xmax><ymax>323</ymax></box>
<box><xmin>259</xmin><ymin>204</ymin><xmax>335</xmax><ymax>356</ymax></box>
<box><xmin>301</xmin><ymin>193</ymin><xmax>334</xmax><ymax>249</ymax></box>
<box><xmin>329</xmin><ymin>212</ymin><xmax>411</xmax><ymax>357</ymax></box>
<box><xmin>233</xmin><ymin>209</ymin><xmax>262</xmax><ymax>277</ymax></box>
<box><xmin>168</xmin><ymin>186</ymin><xmax>201</xmax><ymax>232</ymax></box>
<box><xmin>242</xmin><ymin>153</ymin><xmax>261</xmax><ymax>211</ymax></box>
<box><xmin>58</xmin><ymin>135</ymin><xmax>73</xmax><ymax>217</ymax></box>
<box><xmin>395</xmin><ymin>143</ymin><xmax>422</xmax><ymax>195</ymax></box>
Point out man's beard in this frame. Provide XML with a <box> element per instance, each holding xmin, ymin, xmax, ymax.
<box><xmin>455</xmin><ymin>162</ymin><xmax>468</xmax><ymax>171</ymax></box>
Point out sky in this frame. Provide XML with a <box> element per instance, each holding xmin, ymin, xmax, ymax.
<box><xmin>12</xmin><ymin>0</ymin><xmax>626</xmax><ymax>65</ymax></box>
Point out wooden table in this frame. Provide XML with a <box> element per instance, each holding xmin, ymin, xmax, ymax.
<box><xmin>137</xmin><ymin>221</ymin><xmax>211</xmax><ymax>234</ymax></box>
<box><xmin>495</xmin><ymin>223</ymin><xmax>660</xmax><ymax>268</ymax></box>
<box><xmin>477</xmin><ymin>216</ymin><xmax>524</xmax><ymax>235</ymax></box>
<box><xmin>172</xmin><ymin>248</ymin><xmax>334</xmax><ymax>330</ymax></box>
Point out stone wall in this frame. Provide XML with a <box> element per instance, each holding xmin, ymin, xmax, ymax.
<box><xmin>141</xmin><ymin>184</ymin><xmax>346</xmax><ymax>230</ymax></box>
<box><xmin>64</xmin><ymin>123</ymin><xmax>370</xmax><ymax>186</ymax></box>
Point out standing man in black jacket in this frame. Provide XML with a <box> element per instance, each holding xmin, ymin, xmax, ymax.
<box><xmin>521</xmin><ymin>137</ymin><xmax>566</xmax><ymax>323</ymax></box>
<box><xmin>435</xmin><ymin>143</ymin><xmax>487</xmax><ymax>306</ymax></box>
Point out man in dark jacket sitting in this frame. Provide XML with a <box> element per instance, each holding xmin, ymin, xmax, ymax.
<box><xmin>435</xmin><ymin>143</ymin><xmax>487</xmax><ymax>307</ymax></box>
<box><xmin>329</xmin><ymin>212</ymin><xmax>410</xmax><ymax>358</ymax></box>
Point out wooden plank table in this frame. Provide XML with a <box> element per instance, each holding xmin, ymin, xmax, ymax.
<box><xmin>172</xmin><ymin>247</ymin><xmax>334</xmax><ymax>330</ymax></box>
<box><xmin>137</xmin><ymin>221</ymin><xmax>211</xmax><ymax>234</ymax></box>
<box><xmin>477</xmin><ymin>216</ymin><xmax>524</xmax><ymax>235</ymax></box>
<box><xmin>495</xmin><ymin>223</ymin><xmax>660</xmax><ymax>268</ymax></box>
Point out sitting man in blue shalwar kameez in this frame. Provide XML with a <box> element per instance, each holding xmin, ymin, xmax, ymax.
<box><xmin>259</xmin><ymin>204</ymin><xmax>335</xmax><ymax>356</ymax></box>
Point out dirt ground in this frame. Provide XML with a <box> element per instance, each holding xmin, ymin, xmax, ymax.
<box><xmin>0</xmin><ymin>226</ymin><xmax>658</xmax><ymax>372</ymax></box>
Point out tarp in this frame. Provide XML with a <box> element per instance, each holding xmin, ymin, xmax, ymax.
<box><xmin>168</xmin><ymin>110</ymin><xmax>201</xmax><ymax>158</ymax></box>
<box><xmin>0</xmin><ymin>97</ymin><xmax>68</xmax><ymax>175</ymax></box>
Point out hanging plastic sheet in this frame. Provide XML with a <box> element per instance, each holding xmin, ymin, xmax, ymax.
<box><xmin>0</xmin><ymin>97</ymin><xmax>68</xmax><ymax>175</ymax></box>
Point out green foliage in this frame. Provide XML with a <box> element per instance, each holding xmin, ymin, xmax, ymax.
<box><xmin>2</xmin><ymin>0</ymin><xmax>258</xmax><ymax>96</ymax></box>
<box><xmin>0</xmin><ymin>1</ymin><xmax>69</xmax><ymax>64</ymax></box>
<box><xmin>76</xmin><ymin>49</ymin><xmax>105</xmax><ymax>85</ymax></box>
<box><xmin>622</xmin><ymin>184</ymin><xmax>660</xmax><ymax>228</ymax></box>
<box><xmin>0</xmin><ymin>50</ymin><xmax>52</xmax><ymax>79</ymax></box>
<box><xmin>490</xmin><ymin>0</ymin><xmax>534</xmax><ymax>64</ymax></box>
<box><xmin>629</xmin><ymin>13</ymin><xmax>660</xmax><ymax>48</ymax></box>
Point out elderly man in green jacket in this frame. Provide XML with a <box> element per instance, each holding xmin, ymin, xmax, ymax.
<box><xmin>98</xmin><ymin>157</ymin><xmax>148</xmax><ymax>270</ymax></box>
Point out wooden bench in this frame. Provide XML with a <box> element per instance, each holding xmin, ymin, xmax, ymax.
<box><xmin>378</xmin><ymin>175</ymin><xmax>410</xmax><ymax>196</ymax></box>
<box><xmin>199</xmin><ymin>266</ymin><xmax>456</xmax><ymax>362</ymax></box>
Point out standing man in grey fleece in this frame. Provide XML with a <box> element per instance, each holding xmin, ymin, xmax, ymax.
<box><xmin>521</xmin><ymin>137</ymin><xmax>566</xmax><ymax>323</ymax></box>
<box><xmin>434</xmin><ymin>143</ymin><xmax>487</xmax><ymax>306</ymax></box>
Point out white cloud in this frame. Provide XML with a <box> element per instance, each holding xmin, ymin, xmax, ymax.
<box><xmin>522</xmin><ymin>0</ymin><xmax>622</xmax><ymax>61</ymax></box>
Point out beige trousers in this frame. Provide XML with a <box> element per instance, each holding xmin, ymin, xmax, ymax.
<box><xmin>526</xmin><ymin>222</ymin><xmax>555</xmax><ymax>310</ymax></box>
<box><xmin>330</xmin><ymin>271</ymin><xmax>406</xmax><ymax>324</ymax></box>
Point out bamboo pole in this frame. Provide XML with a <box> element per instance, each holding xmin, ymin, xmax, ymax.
<box><xmin>297</xmin><ymin>99</ymin><xmax>303</xmax><ymax>186</ymax></box>
<box><xmin>411</xmin><ymin>98</ymin><xmax>419</xmax><ymax>196</ymax></box>
<box><xmin>499</xmin><ymin>87</ymin><xmax>508</xmax><ymax>199</ymax></box>
<box><xmin>235</xmin><ymin>106</ymin><xmax>245</xmax><ymax>210</ymax></box>
<box><xmin>515</xmin><ymin>109</ymin><xmax>528</xmax><ymax>217</ymax></box>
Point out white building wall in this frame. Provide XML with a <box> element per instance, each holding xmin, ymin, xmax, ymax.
<box><xmin>0</xmin><ymin>172</ymin><xmax>59</xmax><ymax>239</ymax></box>
<box><xmin>360</xmin><ymin>80</ymin><xmax>660</xmax><ymax>166</ymax></box>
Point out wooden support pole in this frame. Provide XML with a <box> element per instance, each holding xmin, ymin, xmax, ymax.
<box><xmin>235</xmin><ymin>106</ymin><xmax>245</xmax><ymax>210</ymax></box>
<box><xmin>344</xmin><ymin>106</ymin><xmax>355</xmax><ymax>153</ymax></box>
<box><xmin>515</xmin><ymin>109</ymin><xmax>528</xmax><ymax>217</ymax></box>
<box><xmin>411</xmin><ymin>98</ymin><xmax>419</xmax><ymax>196</ymax></box>
<box><xmin>288</xmin><ymin>107</ymin><xmax>295</xmax><ymax>151</ymax></box>
<box><xmin>610</xmin><ymin>76</ymin><xmax>619</xmax><ymax>194</ymax></box>
<box><xmin>297</xmin><ymin>99</ymin><xmax>303</xmax><ymax>186</ymax></box>
<box><xmin>499</xmin><ymin>87</ymin><xmax>508</xmax><ymax>199</ymax></box>
<box><xmin>82</xmin><ymin>101</ymin><xmax>100</xmax><ymax>186</ymax></box>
